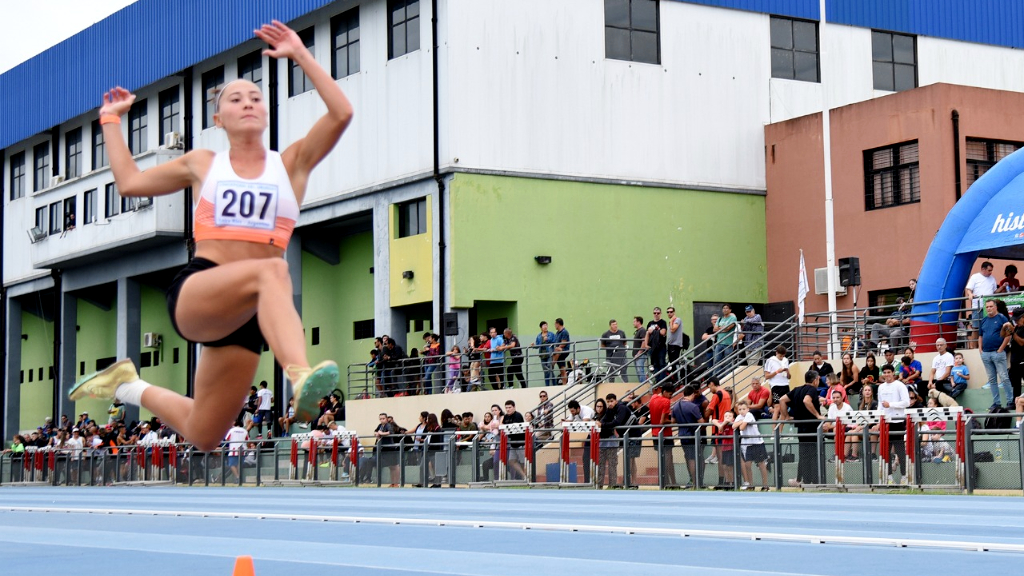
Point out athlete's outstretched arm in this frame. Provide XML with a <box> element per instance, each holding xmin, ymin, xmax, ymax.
<box><xmin>98</xmin><ymin>87</ymin><xmax>202</xmax><ymax>197</ymax></box>
<box><xmin>257</xmin><ymin>20</ymin><xmax>354</xmax><ymax>183</ymax></box>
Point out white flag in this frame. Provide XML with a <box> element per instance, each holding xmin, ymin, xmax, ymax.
<box><xmin>798</xmin><ymin>249</ymin><xmax>809</xmax><ymax>324</ymax></box>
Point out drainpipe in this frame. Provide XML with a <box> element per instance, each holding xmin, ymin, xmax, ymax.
<box><xmin>432</xmin><ymin>0</ymin><xmax>447</xmax><ymax>341</ymax></box>
<box><xmin>51</xmin><ymin>269</ymin><xmax>61</xmax><ymax>423</ymax></box>
<box><xmin>0</xmin><ymin>147</ymin><xmax>5</xmax><ymax>436</ymax></box>
<box><xmin>267</xmin><ymin>55</ymin><xmax>286</xmax><ymax>409</ymax></box>
<box><xmin>952</xmin><ymin>110</ymin><xmax>962</xmax><ymax>202</ymax></box>
<box><xmin>182</xmin><ymin>68</ymin><xmax>197</xmax><ymax>398</ymax></box>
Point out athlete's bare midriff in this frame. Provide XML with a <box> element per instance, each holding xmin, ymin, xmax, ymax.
<box><xmin>194</xmin><ymin>239</ymin><xmax>285</xmax><ymax>264</ymax></box>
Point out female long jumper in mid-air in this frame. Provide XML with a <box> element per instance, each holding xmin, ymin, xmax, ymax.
<box><xmin>69</xmin><ymin>20</ymin><xmax>353</xmax><ymax>451</ymax></box>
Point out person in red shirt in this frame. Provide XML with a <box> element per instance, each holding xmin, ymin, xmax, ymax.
<box><xmin>647</xmin><ymin>383</ymin><xmax>675</xmax><ymax>486</ymax></box>
<box><xmin>746</xmin><ymin>377</ymin><xmax>772</xmax><ymax>420</ymax></box>
<box><xmin>704</xmin><ymin>377</ymin><xmax>731</xmax><ymax>475</ymax></box>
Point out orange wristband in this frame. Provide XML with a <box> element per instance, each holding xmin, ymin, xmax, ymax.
<box><xmin>99</xmin><ymin>114</ymin><xmax>121</xmax><ymax>125</ymax></box>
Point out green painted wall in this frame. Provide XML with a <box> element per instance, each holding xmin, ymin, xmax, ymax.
<box><xmin>73</xmin><ymin>298</ymin><xmax>117</xmax><ymax>422</ymax></box>
<box><xmin>301</xmin><ymin>231</ymin><xmax>375</xmax><ymax>401</ymax></box>
<box><xmin>448</xmin><ymin>173</ymin><xmax>768</xmax><ymax>340</ymax></box>
<box><xmin>137</xmin><ymin>286</ymin><xmax>189</xmax><ymax>422</ymax></box>
<box><xmin>19</xmin><ymin>312</ymin><xmax>54</xmax><ymax>431</ymax></box>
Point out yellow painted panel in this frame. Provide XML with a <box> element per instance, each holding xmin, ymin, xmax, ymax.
<box><xmin>389</xmin><ymin>200</ymin><xmax>434</xmax><ymax>306</ymax></box>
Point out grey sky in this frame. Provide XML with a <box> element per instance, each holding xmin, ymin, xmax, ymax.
<box><xmin>0</xmin><ymin>0</ymin><xmax>138</xmax><ymax>74</ymax></box>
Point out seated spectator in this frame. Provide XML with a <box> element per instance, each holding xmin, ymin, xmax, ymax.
<box><xmin>869</xmin><ymin>297</ymin><xmax>910</xmax><ymax>351</ymax></box>
<box><xmin>948</xmin><ymin>352</ymin><xmax>970</xmax><ymax>398</ymax></box>
<box><xmin>906</xmin><ymin>386</ymin><xmax>925</xmax><ymax>409</ymax></box>
<box><xmin>810</xmin><ymin>351</ymin><xmax>834</xmax><ymax>395</ymax></box>
<box><xmin>860</xmin><ymin>352</ymin><xmax>880</xmax><ymax>392</ymax></box>
<box><xmin>824</xmin><ymin>390</ymin><xmax>859</xmax><ymax>461</ymax></box>
<box><xmin>997</xmin><ymin>264</ymin><xmax>1020</xmax><ymax>294</ymax></box>
<box><xmin>745</xmin><ymin>377</ymin><xmax>772</xmax><ymax>420</ymax></box>
<box><xmin>534</xmin><ymin>390</ymin><xmax>554</xmax><ymax>438</ymax></box>
<box><xmin>899</xmin><ymin>347</ymin><xmax>924</xmax><ymax>398</ymax></box>
<box><xmin>839</xmin><ymin>352</ymin><xmax>861</xmax><ymax>403</ymax></box>
<box><xmin>278</xmin><ymin>397</ymin><xmax>297</xmax><ymax>436</ymax></box>
<box><xmin>317</xmin><ymin>392</ymin><xmax>344</xmax><ymax>427</ymax></box>
<box><xmin>3</xmin><ymin>434</ymin><xmax>25</xmax><ymax>455</ymax></box>
<box><xmin>824</xmin><ymin>373</ymin><xmax>847</xmax><ymax>406</ymax></box>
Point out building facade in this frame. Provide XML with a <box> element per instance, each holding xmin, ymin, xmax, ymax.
<box><xmin>2</xmin><ymin>0</ymin><xmax>1023</xmax><ymax>435</ymax></box>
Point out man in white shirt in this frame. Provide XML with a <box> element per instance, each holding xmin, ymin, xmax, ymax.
<box><xmin>878</xmin><ymin>364</ymin><xmax>911</xmax><ymax>483</ymax></box>
<box><xmin>137</xmin><ymin>422</ymin><xmax>160</xmax><ymax>446</ymax></box>
<box><xmin>965</xmin><ymin>261</ymin><xmax>997</xmax><ymax>347</ymax></box>
<box><xmin>763</xmin><ymin>345</ymin><xmax>791</xmax><ymax>402</ymax></box>
<box><xmin>928</xmin><ymin>338</ymin><xmax>955</xmax><ymax>393</ymax></box>
<box><xmin>254</xmin><ymin>381</ymin><xmax>274</xmax><ymax>438</ymax></box>
<box><xmin>224</xmin><ymin>421</ymin><xmax>249</xmax><ymax>480</ymax></box>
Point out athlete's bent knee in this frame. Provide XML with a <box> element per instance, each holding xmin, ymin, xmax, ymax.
<box><xmin>257</xmin><ymin>258</ymin><xmax>291</xmax><ymax>289</ymax></box>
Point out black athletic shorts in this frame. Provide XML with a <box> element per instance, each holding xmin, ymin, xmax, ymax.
<box><xmin>166</xmin><ymin>257</ymin><xmax>265</xmax><ymax>355</ymax></box>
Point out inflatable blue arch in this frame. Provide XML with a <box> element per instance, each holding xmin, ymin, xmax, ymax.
<box><xmin>911</xmin><ymin>146</ymin><xmax>1024</xmax><ymax>347</ymax></box>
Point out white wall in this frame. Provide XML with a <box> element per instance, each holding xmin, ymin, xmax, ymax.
<box><xmin>918</xmin><ymin>36</ymin><xmax>1024</xmax><ymax>93</ymax></box>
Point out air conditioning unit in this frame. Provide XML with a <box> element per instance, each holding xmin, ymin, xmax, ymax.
<box><xmin>49</xmin><ymin>175</ymin><xmax>65</xmax><ymax>187</ymax></box>
<box><xmin>26</xmin><ymin>226</ymin><xmax>46</xmax><ymax>243</ymax></box>
<box><xmin>163</xmin><ymin>131</ymin><xmax>183</xmax><ymax>149</ymax></box>
<box><xmin>143</xmin><ymin>332</ymin><xmax>162</xmax><ymax>348</ymax></box>
<box><xmin>813</xmin><ymin>267</ymin><xmax>848</xmax><ymax>296</ymax></box>
<box><xmin>136</xmin><ymin>197</ymin><xmax>153</xmax><ymax>208</ymax></box>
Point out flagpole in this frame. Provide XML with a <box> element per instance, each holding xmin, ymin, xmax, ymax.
<box><xmin>820</xmin><ymin>0</ymin><xmax>839</xmax><ymax>357</ymax></box>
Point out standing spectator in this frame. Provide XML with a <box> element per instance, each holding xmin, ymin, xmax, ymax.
<box><xmin>381</xmin><ymin>339</ymin><xmax>406</xmax><ymax>393</ymax></box>
<box><xmin>697</xmin><ymin>314</ymin><xmax>719</xmax><ymax>373</ymax></box>
<box><xmin>466</xmin><ymin>335</ymin><xmax>482</xmax><ymax>390</ymax></box>
<box><xmin>445</xmin><ymin>345</ymin><xmax>463</xmax><ymax>393</ymax></box>
<box><xmin>565</xmin><ymin>399</ymin><xmax>595</xmax><ymax>483</ymax></box>
<box><xmin>374</xmin><ymin>413</ymin><xmax>400</xmax><ymax>487</ymax></box>
<box><xmin>713</xmin><ymin>304</ymin><xmax>739</xmax><ymax>376</ymax></box>
<box><xmin>978</xmin><ymin>299</ymin><xmax>1013</xmax><ymax>409</ymax></box>
<box><xmin>965</xmin><ymin>261</ymin><xmax>997</xmax><ymax>347</ymax></box>
<box><xmin>405</xmin><ymin>348</ymin><xmax>422</xmax><ymax>395</ymax></box>
<box><xmin>553</xmin><ymin>319</ymin><xmax>571</xmax><ymax>385</ymax></box>
<box><xmin>252</xmin><ymin>381</ymin><xmax>273</xmax><ymax>437</ymax></box>
<box><xmin>877</xmin><ymin>364</ymin><xmax>911</xmax><ymax>484</ymax></box>
<box><xmin>422</xmin><ymin>332</ymin><xmax>442</xmax><ymax>394</ymax></box>
<box><xmin>665</xmin><ymin>307</ymin><xmax>684</xmax><ymax>370</ymax></box>
<box><xmin>107</xmin><ymin>400</ymin><xmax>125</xmax><ymax>425</ymax></box>
<box><xmin>740</xmin><ymin>305</ymin><xmax>764</xmax><ymax>364</ymax></box>
<box><xmin>997</xmin><ymin>264</ymin><xmax>1020</xmax><ymax>293</ymax></box>
<box><xmin>502</xmin><ymin>328</ymin><xmax>526</xmax><ymax>388</ymax></box>
<box><xmin>1009</xmin><ymin>309</ymin><xmax>1024</xmax><ymax>400</ymax></box>
<box><xmin>645</xmin><ymin>308</ymin><xmax>668</xmax><ymax>380</ymax></box>
<box><xmin>670</xmin><ymin>385</ymin><xmax>704</xmax><ymax>488</ymax></box>
<box><xmin>735</xmin><ymin>400</ymin><xmax>770</xmax><ymax>490</ymax></box>
<box><xmin>501</xmin><ymin>401</ymin><xmax>527</xmax><ymax>480</ymax></box>
<box><xmin>648</xmin><ymin>383</ymin><xmax>676</xmax><ymax>487</ymax></box>
<box><xmin>595</xmin><ymin>399</ymin><xmax>618</xmax><ymax>487</ymax></box>
<box><xmin>224</xmin><ymin>419</ymin><xmax>248</xmax><ymax>481</ymax></box>
<box><xmin>928</xmin><ymin>338</ymin><xmax>955</xmax><ymax>396</ymax></box>
<box><xmin>703</xmin><ymin>377</ymin><xmax>731</xmax><ymax>479</ymax></box>
<box><xmin>535</xmin><ymin>390</ymin><xmax>554</xmax><ymax>437</ymax></box>
<box><xmin>746</xmin><ymin>377</ymin><xmax>772</xmax><ymax>420</ymax></box>
<box><xmin>485</xmin><ymin>327</ymin><xmax>505</xmax><ymax>389</ymax></box>
<box><xmin>779</xmin><ymin>370</ymin><xmax>824</xmax><ymax>486</ymax></box>
<box><xmin>631</xmin><ymin>316</ymin><xmax>648</xmax><ymax>383</ymax></box>
<box><xmin>869</xmin><ymin>297</ymin><xmax>910</xmax><ymax>351</ymax></box>
<box><xmin>532</xmin><ymin>321</ymin><xmax>557</xmax><ymax>388</ymax></box>
<box><xmin>764</xmin><ymin>345</ymin><xmax>791</xmax><ymax>404</ymax></box>
<box><xmin>600</xmin><ymin>319</ymin><xmax>628</xmax><ymax>382</ymax></box>
<box><xmin>710</xmin><ymin>411</ymin><xmax>736</xmax><ymax>489</ymax></box>
<box><xmin>810</xmin><ymin>351</ymin><xmax>834</xmax><ymax>395</ymax></box>
<box><xmin>623</xmin><ymin>394</ymin><xmax>648</xmax><ymax>486</ymax></box>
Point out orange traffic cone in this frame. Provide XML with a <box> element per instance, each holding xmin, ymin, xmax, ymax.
<box><xmin>232</xmin><ymin>555</ymin><xmax>255</xmax><ymax>576</ymax></box>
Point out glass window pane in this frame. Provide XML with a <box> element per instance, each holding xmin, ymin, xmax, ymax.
<box><xmin>770</xmin><ymin>17</ymin><xmax>792</xmax><ymax>50</ymax></box>
<box><xmin>793</xmin><ymin>21</ymin><xmax>817</xmax><ymax>52</ymax></box>
<box><xmin>872</xmin><ymin>148</ymin><xmax>894</xmax><ymax>169</ymax></box>
<box><xmin>873</xmin><ymin>62</ymin><xmax>894</xmax><ymax>91</ymax></box>
<box><xmin>631</xmin><ymin>0</ymin><xmax>658</xmax><ymax>32</ymax></box>
<box><xmin>894</xmin><ymin>63</ymin><xmax>916</xmax><ymax>91</ymax></box>
<box><xmin>392</xmin><ymin>2</ymin><xmax>406</xmax><ymax>23</ymax></box>
<box><xmin>794</xmin><ymin>52</ymin><xmax>818</xmax><ymax>82</ymax></box>
<box><xmin>407</xmin><ymin>16</ymin><xmax>420</xmax><ymax>52</ymax></box>
<box><xmin>965</xmin><ymin>140</ymin><xmax>987</xmax><ymax>161</ymax></box>
<box><xmin>350</xmin><ymin>42</ymin><xmax>360</xmax><ymax>74</ymax></box>
<box><xmin>605</xmin><ymin>0</ymin><xmax>629</xmax><ymax>28</ymax></box>
<box><xmin>406</xmin><ymin>0</ymin><xmax>419</xmax><ymax>19</ymax></box>
<box><xmin>771</xmin><ymin>48</ymin><xmax>794</xmax><ymax>79</ymax></box>
<box><xmin>605</xmin><ymin>27</ymin><xmax>630</xmax><ymax>61</ymax></box>
<box><xmin>336</xmin><ymin>46</ymin><xmax>348</xmax><ymax>77</ymax></box>
<box><xmin>417</xmin><ymin>201</ymin><xmax>426</xmax><ymax>234</ymax></box>
<box><xmin>393</xmin><ymin>22</ymin><xmax>406</xmax><ymax>57</ymax></box>
<box><xmin>892</xmin><ymin>34</ymin><xmax>915</xmax><ymax>64</ymax></box>
<box><xmin>632</xmin><ymin>30</ymin><xmax>658</xmax><ymax>64</ymax></box>
<box><xmin>349</xmin><ymin>22</ymin><xmax>359</xmax><ymax>42</ymax></box>
<box><xmin>872</xmin><ymin>31</ymin><xmax>892</xmax><ymax>62</ymax></box>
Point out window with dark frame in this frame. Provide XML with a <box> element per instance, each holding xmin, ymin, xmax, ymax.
<box><xmin>353</xmin><ymin>319</ymin><xmax>375</xmax><ymax>340</ymax></box>
<box><xmin>92</xmin><ymin>119</ymin><xmax>107</xmax><ymax>170</ymax></box>
<box><xmin>332</xmin><ymin>8</ymin><xmax>360</xmax><ymax>79</ymax></box>
<box><xmin>49</xmin><ymin>202</ymin><xmax>61</xmax><ymax>235</ymax></box>
<box><xmin>128</xmin><ymin>99</ymin><xmax>148</xmax><ymax>155</ymax></box>
<box><xmin>84</xmin><ymin>189</ymin><xmax>97</xmax><ymax>225</ymax></box>
<box><xmin>864</xmin><ymin>140</ymin><xmax>920</xmax><ymax>211</ymax></box>
<box><xmin>63</xmin><ymin>197</ymin><xmax>76</xmax><ymax>231</ymax></box>
<box><xmin>158</xmin><ymin>87</ymin><xmax>180</xmax><ymax>145</ymax></box>
<box><xmin>388</xmin><ymin>0</ymin><xmax>420</xmax><ymax>59</ymax></box>
<box><xmin>867</xmin><ymin>287</ymin><xmax>914</xmax><ymax>310</ymax></box>
<box><xmin>872</xmin><ymin>30</ymin><xmax>917</xmax><ymax>92</ymax></box>
<box><xmin>770</xmin><ymin>16</ymin><xmax>819</xmax><ymax>82</ymax></box>
<box><xmin>121</xmin><ymin>194</ymin><xmax>136</xmax><ymax>213</ymax></box>
<box><xmin>202</xmin><ymin>66</ymin><xmax>224</xmax><ymax>130</ymax></box>
<box><xmin>33</xmin><ymin>142</ymin><xmax>50</xmax><ymax>192</ymax></box>
<box><xmin>9</xmin><ymin>151</ymin><xmax>25</xmax><ymax>200</ymax></box>
<box><xmin>34</xmin><ymin>207</ymin><xmax>46</xmax><ymax>234</ymax></box>
<box><xmin>604</xmin><ymin>0</ymin><xmax>660</xmax><ymax>65</ymax></box>
<box><xmin>238</xmin><ymin>50</ymin><xmax>263</xmax><ymax>88</ymax></box>
<box><xmin>966</xmin><ymin>138</ymin><xmax>1024</xmax><ymax>189</ymax></box>
<box><xmin>289</xmin><ymin>27</ymin><xmax>316</xmax><ymax>96</ymax></box>
<box><xmin>65</xmin><ymin>128</ymin><xmax>83</xmax><ymax>179</ymax></box>
<box><xmin>396</xmin><ymin>197</ymin><xmax>427</xmax><ymax>238</ymax></box>
<box><xmin>105</xmin><ymin>182</ymin><xmax>120</xmax><ymax>218</ymax></box>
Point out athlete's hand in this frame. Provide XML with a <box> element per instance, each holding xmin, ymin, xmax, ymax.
<box><xmin>255</xmin><ymin>20</ymin><xmax>307</xmax><ymax>61</ymax></box>
<box><xmin>100</xmin><ymin>87</ymin><xmax>135</xmax><ymax>117</ymax></box>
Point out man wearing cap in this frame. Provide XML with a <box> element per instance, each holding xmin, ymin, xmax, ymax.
<box><xmin>740</xmin><ymin>305</ymin><xmax>764</xmax><ymax>364</ymax></box>
<box><xmin>76</xmin><ymin>412</ymin><xmax>94</xmax><ymax>430</ymax></box>
<box><xmin>137</xmin><ymin>421</ymin><xmax>159</xmax><ymax>446</ymax></box>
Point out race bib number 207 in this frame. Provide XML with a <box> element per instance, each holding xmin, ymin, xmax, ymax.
<box><xmin>214</xmin><ymin>181</ymin><xmax>279</xmax><ymax>230</ymax></box>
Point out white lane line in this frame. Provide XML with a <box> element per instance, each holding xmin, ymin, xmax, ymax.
<box><xmin>1</xmin><ymin>505</ymin><xmax>1020</xmax><ymax>554</ymax></box>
